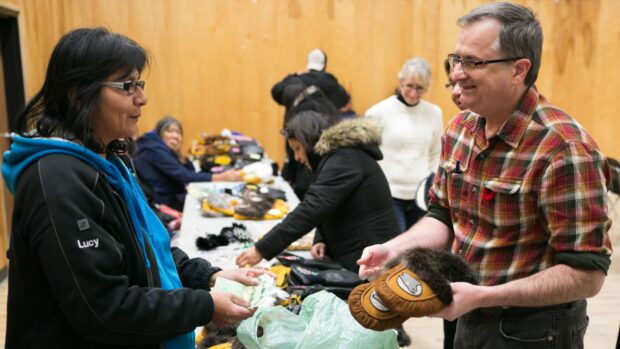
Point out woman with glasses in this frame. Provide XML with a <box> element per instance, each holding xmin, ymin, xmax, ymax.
<box><xmin>133</xmin><ymin>115</ymin><xmax>240</xmax><ymax>211</ymax></box>
<box><xmin>1</xmin><ymin>27</ymin><xmax>268</xmax><ymax>348</ymax></box>
<box><xmin>365</xmin><ymin>57</ymin><xmax>444</xmax><ymax>233</ymax></box>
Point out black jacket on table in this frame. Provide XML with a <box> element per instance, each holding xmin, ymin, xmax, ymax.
<box><xmin>255</xmin><ymin>118</ymin><xmax>400</xmax><ymax>272</ymax></box>
<box><xmin>6</xmin><ymin>153</ymin><xmax>220</xmax><ymax>348</ymax></box>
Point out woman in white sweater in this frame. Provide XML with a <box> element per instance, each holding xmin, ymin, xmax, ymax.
<box><xmin>365</xmin><ymin>57</ymin><xmax>443</xmax><ymax>232</ymax></box>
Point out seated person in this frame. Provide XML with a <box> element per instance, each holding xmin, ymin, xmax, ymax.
<box><xmin>236</xmin><ymin>111</ymin><xmax>400</xmax><ymax>272</ymax></box>
<box><xmin>134</xmin><ymin>116</ymin><xmax>240</xmax><ymax>211</ymax></box>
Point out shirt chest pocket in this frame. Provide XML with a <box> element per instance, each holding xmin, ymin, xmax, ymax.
<box><xmin>444</xmin><ymin>160</ymin><xmax>473</xmax><ymax>209</ymax></box>
<box><xmin>480</xmin><ymin>178</ymin><xmax>523</xmax><ymax>228</ymax></box>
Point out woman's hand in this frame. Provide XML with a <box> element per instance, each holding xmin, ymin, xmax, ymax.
<box><xmin>210</xmin><ymin>267</ymin><xmax>275</xmax><ymax>287</ymax></box>
<box><xmin>310</xmin><ymin>242</ymin><xmax>327</xmax><ymax>260</ymax></box>
<box><xmin>235</xmin><ymin>247</ymin><xmax>263</xmax><ymax>267</ymax></box>
<box><xmin>212</xmin><ymin>169</ymin><xmax>242</xmax><ymax>182</ymax></box>
<box><xmin>210</xmin><ymin>290</ymin><xmax>256</xmax><ymax>326</ymax></box>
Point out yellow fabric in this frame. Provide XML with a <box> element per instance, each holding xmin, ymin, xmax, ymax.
<box><xmin>269</xmin><ymin>264</ymin><xmax>291</xmax><ymax>288</ymax></box>
<box><xmin>214</xmin><ymin>155</ymin><xmax>232</xmax><ymax>165</ymax></box>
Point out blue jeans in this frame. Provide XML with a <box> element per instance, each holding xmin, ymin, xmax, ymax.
<box><xmin>455</xmin><ymin>300</ymin><xmax>588</xmax><ymax>349</ymax></box>
<box><xmin>392</xmin><ymin>198</ymin><xmax>426</xmax><ymax>232</ymax></box>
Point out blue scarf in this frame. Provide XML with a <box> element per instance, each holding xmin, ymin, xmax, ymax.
<box><xmin>2</xmin><ymin>136</ymin><xmax>194</xmax><ymax>349</ymax></box>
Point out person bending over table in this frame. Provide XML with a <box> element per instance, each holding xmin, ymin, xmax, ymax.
<box><xmin>236</xmin><ymin>111</ymin><xmax>401</xmax><ymax>272</ymax></box>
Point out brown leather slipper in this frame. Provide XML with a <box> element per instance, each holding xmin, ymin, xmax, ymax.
<box><xmin>375</xmin><ymin>263</ymin><xmax>446</xmax><ymax>317</ymax></box>
<box><xmin>348</xmin><ymin>282</ymin><xmax>408</xmax><ymax>331</ymax></box>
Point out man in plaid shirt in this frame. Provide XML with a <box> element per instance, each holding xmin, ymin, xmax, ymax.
<box><xmin>358</xmin><ymin>2</ymin><xmax>612</xmax><ymax>348</ymax></box>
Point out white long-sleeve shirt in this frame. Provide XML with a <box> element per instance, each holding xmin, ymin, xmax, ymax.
<box><xmin>365</xmin><ymin>95</ymin><xmax>443</xmax><ymax>200</ymax></box>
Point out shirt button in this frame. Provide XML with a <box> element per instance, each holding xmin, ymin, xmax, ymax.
<box><xmin>469</xmin><ymin>219</ymin><xmax>474</xmax><ymax>225</ymax></box>
<box><xmin>458</xmin><ymin>249</ymin><xmax>463</xmax><ymax>255</ymax></box>
<box><xmin>472</xmin><ymin>187</ymin><xmax>477</xmax><ymax>193</ymax></box>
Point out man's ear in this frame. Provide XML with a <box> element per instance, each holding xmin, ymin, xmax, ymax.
<box><xmin>513</xmin><ymin>58</ymin><xmax>531</xmax><ymax>84</ymax></box>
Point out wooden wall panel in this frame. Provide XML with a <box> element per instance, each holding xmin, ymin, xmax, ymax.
<box><xmin>3</xmin><ymin>0</ymin><xmax>620</xmax><ymax>164</ymax></box>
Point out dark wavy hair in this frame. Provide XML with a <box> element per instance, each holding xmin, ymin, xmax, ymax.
<box><xmin>281</xmin><ymin>110</ymin><xmax>336</xmax><ymax>152</ymax></box>
<box><xmin>16</xmin><ymin>27</ymin><xmax>150</xmax><ymax>154</ymax></box>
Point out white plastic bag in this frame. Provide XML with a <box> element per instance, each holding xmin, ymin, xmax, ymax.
<box><xmin>237</xmin><ymin>291</ymin><xmax>398</xmax><ymax>349</ymax></box>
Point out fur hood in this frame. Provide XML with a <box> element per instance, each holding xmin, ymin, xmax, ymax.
<box><xmin>314</xmin><ymin>118</ymin><xmax>382</xmax><ymax>157</ymax></box>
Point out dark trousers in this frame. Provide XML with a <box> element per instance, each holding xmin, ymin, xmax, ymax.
<box><xmin>444</xmin><ymin>319</ymin><xmax>457</xmax><ymax>349</ymax></box>
<box><xmin>455</xmin><ymin>300</ymin><xmax>588</xmax><ymax>349</ymax></box>
<box><xmin>392</xmin><ymin>197</ymin><xmax>426</xmax><ymax>232</ymax></box>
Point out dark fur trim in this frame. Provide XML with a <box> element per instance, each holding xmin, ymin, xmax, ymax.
<box><xmin>197</xmin><ymin>323</ymin><xmax>247</xmax><ymax>349</ymax></box>
<box><xmin>387</xmin><ymin>248</ymin><xmax>478</xmax><ymax>305</ymax></box>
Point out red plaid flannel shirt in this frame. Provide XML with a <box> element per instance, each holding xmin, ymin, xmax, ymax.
<box><xmin>430</xmin><ymin>87</ymin><xmax>613</xmax><ymax>286</ymax></box>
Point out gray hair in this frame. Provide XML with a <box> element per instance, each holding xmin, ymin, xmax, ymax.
<box><xmin>397</xmin><ymin>57</ymin><xmax>432</xmax><ymax>90</ymax></box>
<box><xmin>458</xmin><ymin>2</ymin><xmax>542</xmax><ymax>86</ymax></box>
<box><xmin>154</xmin><ymin>115</ymin><xmax>183</xmax><ymax>137</ymax></box>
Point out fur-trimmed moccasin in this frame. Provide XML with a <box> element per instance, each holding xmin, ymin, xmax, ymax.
<box><xmin>347</xmin><ymin>282</ymin><xmax>410</xmax><ymax>331</ymax></box>
<box><xmin>348</xmin><ymin>248</ymin><xmax>478</xmax><ymax>330</ymax></box>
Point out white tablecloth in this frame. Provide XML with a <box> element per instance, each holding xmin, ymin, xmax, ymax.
<box><xmin>171</xmin><ymin>177</ymin><xmax>308</xmax><ymax>269</ymax></box>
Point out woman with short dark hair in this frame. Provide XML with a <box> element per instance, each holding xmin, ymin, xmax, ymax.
<box><xmin>2</xmin><ymin>27</ymin><xmax>265</xmax><ymax>348</ymax></box>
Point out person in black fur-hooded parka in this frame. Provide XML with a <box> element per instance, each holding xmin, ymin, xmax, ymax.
<box><xmin>236</xmin><ymin>112</ymin><xmax>401</xmax><ymax>272</ymax></box>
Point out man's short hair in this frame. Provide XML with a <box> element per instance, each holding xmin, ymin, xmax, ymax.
<box><xmin>458</xmin><ymin>2</ymin><xmax>542</xmax><ymax>86</ymax></box>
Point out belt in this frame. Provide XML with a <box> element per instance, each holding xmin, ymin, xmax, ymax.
<box><xmin>472</xmin><ymin>300</ymin><xmax>581</xmax><ymax>317</ymax></box>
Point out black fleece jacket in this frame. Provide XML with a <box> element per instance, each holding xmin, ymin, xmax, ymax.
<box><xmin>6</xmin><ymin>154</ymin><xmax>220</xmax><ymax>348</ymax></box>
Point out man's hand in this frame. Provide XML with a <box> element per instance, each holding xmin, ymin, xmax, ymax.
<box><xmin>429</xmin><ymin>282</ymin><xmax>485</xmax><ymax>321</ymax></box>
<box><xmin>210</xmin><ymin>267</ymin><xmax>275</xmax><ymax>287</ymax></box>
<box><xmin>236</xmin><ymin>247</ymin><xmax>263</xmax><ymax>267</ymax></box>
<box><xmin>210</xmin><ymin>290</ymin><xmax>256</xmax><ymax>326</ymax></box>
<box><xmin>310</xmin><ymin>242</ymin><xmax>327</xmax><ymax>260</ymax></box>
<box><xmin>357</xmin><ymin>244</ymin><xmax>396</xmax><ymax>279</ymax></box>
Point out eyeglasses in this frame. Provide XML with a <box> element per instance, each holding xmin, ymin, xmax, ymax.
<box><xmin>447</xmin><ymin>54</ymin><xmax>523</xmax><ymax>71</ymax></box>
<box><xmin>400</xmin><ymin>82</ymin><xmax>426</xmax><ymax>92</ymax></box>
<box><xmin>444</xmin><ymin>82</ymin><xmax>455</xmax><ymax>91</ymax></box>
<box><xmin>100</xmin><ymin>80</ymin><xmax>145</xmax><ymax>95</ymax></box>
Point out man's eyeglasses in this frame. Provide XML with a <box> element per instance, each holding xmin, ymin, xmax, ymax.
<box><xmin>101</xmin><ymin>80</ymin><xmax>145</xmax><ymax>95</ymax></box>
<box><xmin>447</xmin><ymin>54</ymin><xmax>523</xmax><ymax>71</ymax></box>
